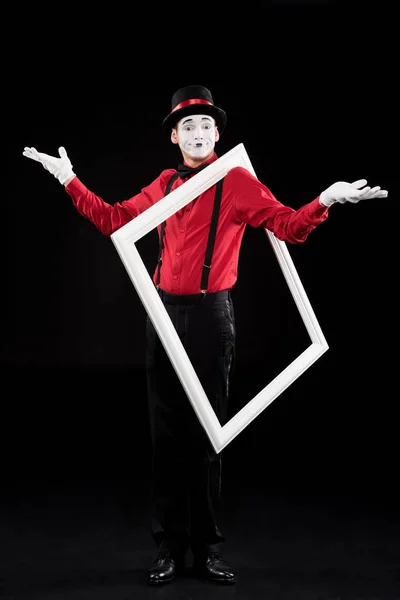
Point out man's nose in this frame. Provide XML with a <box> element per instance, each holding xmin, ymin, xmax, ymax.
<box><xmin>194</xmin><ymin>127</ymin><xmax>204</xmax><ymax>139</ymax></box>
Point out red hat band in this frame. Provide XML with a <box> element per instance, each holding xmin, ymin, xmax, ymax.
<box><xmin>171</xmin><ymin>99</ymin><xmax>213</xmax><ymax>113</ymax></box>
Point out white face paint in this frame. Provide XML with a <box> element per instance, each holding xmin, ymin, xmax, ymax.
<box><xmin>176</xmin><ymin>114</ymin><xmax>217</xmax><ymax>159</ymax></box>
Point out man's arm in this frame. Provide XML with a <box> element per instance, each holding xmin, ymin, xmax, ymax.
<box><xmin>231</xmin><ymin>166</ymin><xmax>389</xmax><ymax>245</ymax></box>
<box><xmin>22</xmin><ymin>145</ymin><xmax>173</xmax><ymax>236</ymax></box>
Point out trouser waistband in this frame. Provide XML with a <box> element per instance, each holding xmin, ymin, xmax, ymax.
<box><xmin>157</xmin><ymin>288</ymin><xmax>231</xmax><ymax>305</ymax></box>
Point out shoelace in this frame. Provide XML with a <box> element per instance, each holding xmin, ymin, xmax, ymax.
<box><xmin>208</xmin><ymin>552</ymin><xmax>222</xmax><ymax>561</ymax></box>
<box><xmin>156</xmin><ymin>550</ymin><xmax>172</xmax><ymax>561</ymax></box>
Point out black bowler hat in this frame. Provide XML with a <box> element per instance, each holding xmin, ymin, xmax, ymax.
<box><xmin>162</xmin><ymin>85</ymin><xmax>227</xmax><ymax>134</ymax></box>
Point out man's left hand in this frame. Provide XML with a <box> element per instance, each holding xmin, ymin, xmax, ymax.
<box><xmin>319</xmin><ymin>179</ymin><xmax>388</xmax><ymax>207</ymax></box>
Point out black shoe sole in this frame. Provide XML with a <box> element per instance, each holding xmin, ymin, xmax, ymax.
<box><xmin>193</xmin><ymin>568</ymin><xmax>236</xmax><ymax>584</ymax></box>
<box><xmin>204</xmin><ymin>576</ymin><xmax>236</xmax><ymax>584</ymax></box>
<box><xmin>147</xmin><ymin>575</ymin><xmax>176</xmax><ymax>586</ymax></box>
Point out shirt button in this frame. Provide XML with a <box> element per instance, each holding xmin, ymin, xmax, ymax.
<box><xmin>173</xmin><ymin>275</ymin><xmax>178</xmax><ymax>280</ymax></box>
<box><xmin>176</xmin><ymin>252</ymin><xmax>181</xmax><ymax>256</ymax></box>
<box><xmin>180</xmin><ymin>229</ymin><xmax>185</xmax><ymax>233</ymax></box>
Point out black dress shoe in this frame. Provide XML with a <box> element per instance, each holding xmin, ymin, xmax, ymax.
<box><xmin>147</xmin><ymin>550</ymin><xmax>176</xmax><ymax>585</ymax></box>
<box><xmin>194</xmin><ymin>552</ymin><xmax>236</xmax><ymax>584</ymax></box>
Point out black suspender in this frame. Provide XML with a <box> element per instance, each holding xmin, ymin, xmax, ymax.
<box><xmin>156</xmin><ymin>172</ymin><xmax>224</xmax><ymax>293</ymax></box>
<box><xmin>200</xmin><ymin>178</ymin><xmax>224</xmax><ymax>291</ymax></box>
<box><xmin>155</xmin><ymin>172</ymin><xmax>180</xmax><ymax>288</ymax></box>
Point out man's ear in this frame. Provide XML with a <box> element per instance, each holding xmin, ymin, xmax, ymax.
<box><xmin>171</xmin><ymin>129</ymin><xmax>179</xmax><ymax>145</ymax></box>
<box><xmin>215</xmin><ymin>127</ymin><xmax>220</xmax><ymax>142</ymax></box>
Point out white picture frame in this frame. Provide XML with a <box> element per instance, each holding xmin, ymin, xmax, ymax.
<box><xmin>111</xmin><ymin>143</ymin><xmax>329</xmax><ymax>453</ymax></box>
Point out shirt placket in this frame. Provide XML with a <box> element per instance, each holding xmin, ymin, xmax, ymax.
<box><xmin>172</xmin><ymin>203</ymin><xmax>192</xmax><ymax>293</ymax></box>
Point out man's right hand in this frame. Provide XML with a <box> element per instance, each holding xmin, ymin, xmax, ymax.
<box><xmin>23</xmin><ymin>146</ymin><xmax>76</xmax><ymax>186</ymax></box>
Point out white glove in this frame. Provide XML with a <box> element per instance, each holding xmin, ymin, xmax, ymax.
<box><xmin>319</xmin><ymin>179</ymin><xmax>388</xmax><ymax>207</ymax></box>
<box><xmin>22</xmin><ymin>146</ymin><xmax>75</xmax><ymax>185</ymax></box>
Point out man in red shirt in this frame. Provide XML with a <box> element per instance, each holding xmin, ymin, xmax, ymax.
<box><xmin>22</xmin><ymin>85</ymin><xmax>388</xmax><ymax>586</ymax></box>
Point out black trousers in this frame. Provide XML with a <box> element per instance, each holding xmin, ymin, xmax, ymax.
<box><xmin>146</xmin><ymin>288</ymin><xmax>236</xmax><ymax>561</ymax></box>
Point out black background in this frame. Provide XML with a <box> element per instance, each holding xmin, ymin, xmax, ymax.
<box><xmin>4</xmin><ymin>0</ymin><xmax>398</xmax><ymax>552</ymax></box>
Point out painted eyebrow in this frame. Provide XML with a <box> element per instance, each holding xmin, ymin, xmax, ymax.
<box><xmin>181</xmin><ymin>117</ymin><xmax>213</xmax><ymax>126</ymax></box>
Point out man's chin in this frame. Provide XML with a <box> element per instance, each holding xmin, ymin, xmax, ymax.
<box><xmin>185</xmin><ymin>147</ymin><xmax>213</xmax><ymax>161</ymax></box>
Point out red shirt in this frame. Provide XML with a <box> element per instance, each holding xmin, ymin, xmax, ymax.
<box><xmin>65</xmin><ymin>152</ymin><xmax>329</xmax><ymax>294</ymax></box>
